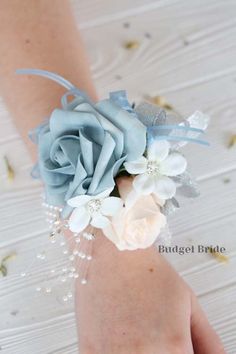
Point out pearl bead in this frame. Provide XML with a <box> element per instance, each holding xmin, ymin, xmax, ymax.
<box><xmin>78</xmin><ymin>252</ymin><xmax>85</xmax><ymax>259</ymax></box>
<box><xmin>20</xmin><ymin>272</ymin><xmax>26</xmax><ymax>277</ymax></box>
<box><xmin>62</xmin><ymin>296</ymin><xmax>68</xmax><ymax>302</ymax></box>
<box><xmin>36</xmin><ymin>287</ymin><xmax>41</xmax><ymax>292</ymax></box>
<box><xmin>45</xmin><ymin>287</ymin><xmax>52</xmax><ymax>293</ymax></box>
<box><xmin>83</xmin><ymin>232</ymin><xmax>94</xmax><ymax>241</ymax></box>
<box><xmin>87</xmin><ymin>255</ymin><xmax>92</xmax><ymax>261</ymax></box>
<box><xmin>73</xmin><ymin>273</ymin><xmax>79</xmax><ymax>278</ymax></box>
<box><xmin>67</xmin><ymin>292</ymin><xmax>73</xmax><ymax>298</ymax></box>
<box><xmin>69</xmin><ymin>255</ymin><xmax>75</xmax><ymax>261</ymax></box>
<box><xmin>81</xmin><ymin>279</ymin><xmax>87</xmax><ymax>285</ymax></box>
<box><xmin>63</xmin><ymin>250</ymin><xmax>68</xmax><ymax>255</ymax></box>
<box><xmin>61</xmin><ymin>277</ymin><xmax>67</xmax><ymax>282</ymax></box>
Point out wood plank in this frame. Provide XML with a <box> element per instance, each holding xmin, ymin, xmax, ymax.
<box><xmin>0</xmin><ymin>0</ymin><xmax>236</xmax><ymax>352</ymax></box>
<box><xmin>71</xmin><ymin>0</ymin><xmax>180</xmax><ymax>28</ymax></box>
<box><xmin>72</xmin><ymin>0</ymin><xmax>236</xmax><ymax>29</ymax></box>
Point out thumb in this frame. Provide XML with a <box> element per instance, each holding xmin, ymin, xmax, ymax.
<box><xmin>191</xmin><ymin>295</ymin><xmax>226</xmax><ymax>354</ymax></box>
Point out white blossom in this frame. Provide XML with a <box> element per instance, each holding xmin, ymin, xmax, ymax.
<box><xmin>67</xmin><ymin>189</ymin><xmax>123</xmax><ymax>233</ymax></box>
<box><xmin>124</xmin><ymin>140</ymin><xmax>187</xmax><ymax>200</ymax></box>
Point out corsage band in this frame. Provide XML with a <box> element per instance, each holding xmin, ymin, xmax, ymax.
<box><xmin>17</xmin><ymin>69</ymin><xmax>209</xmax><ymax>253</ymax></box>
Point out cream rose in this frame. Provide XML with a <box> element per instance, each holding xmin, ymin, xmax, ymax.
<box><xmin>103</xmin><ymin>177</ymin><xmax>166</xmax><ymax>250</ymax></box>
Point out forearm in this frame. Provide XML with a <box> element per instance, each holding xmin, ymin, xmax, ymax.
<box><xmin>0</xmin><ymin>0</ymin><xmax>97</xmax><ymax>159</ymax></box>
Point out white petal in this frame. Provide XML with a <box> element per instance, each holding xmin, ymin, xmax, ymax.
<box><xmin>124</xmin><ymin>156</ymin><xmax>147</xmax><ymax>174</ymax></box>
<box><xmin>160</xmin><ymin>153</ymin><xmax>187</xmax><ymax>176</ymax></box>
<box><xmin>125</xmin><ymin>189</ymin><xmax>139</xmax><ymax>210</ymax></box>
<box><xmin>152</xmin><ymin>194</ymin><xmax>165</xmax><ymax>207</ymax></box>
<box><xmin>68</xmin><ymin>207</ymin><xmax>90</xmax><ymax>233</ymax></box>
<box><xmin>91</xmin><ymin>213</ymin><xmax>110</xmax><ymax>229</ymax></box>
<box><xmin>154</xmin><ymin>176</ymin><xmax>176</xmax><ymax>200</ymax></box>
<box><xmin>148</xmin><ymin>140</ymin><xmax>170</xmax><ymax>162</ymax></box>
<box><xmin>93</xmin><ymin>188</ymin><xmax>113</xmax><ymax>200</ymax></box>
<box><xmin>101</xmin><ymin>197</ymin><xmax>123</xmax><ymax>216</ymax></box>
<box><xmin>67</xmin><ymin>195</ymin><xmax>92</xmax><ymax>208</ymax></box>
<box><xmin>133</xmin><ymin>174</ymin><xmax>155</xmax><ymax>195</ymax></box>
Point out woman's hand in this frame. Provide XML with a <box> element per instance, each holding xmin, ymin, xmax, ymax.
<box><xmin>74</xmin><ymin>231</ymin><xmax>225</xmax><ymax>354</ymax></box>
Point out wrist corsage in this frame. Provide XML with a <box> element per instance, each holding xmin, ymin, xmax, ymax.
<box><xmin>17</xmin><ymin>69</ymin><xmax>209</xmax><ymax>252</ymax></box>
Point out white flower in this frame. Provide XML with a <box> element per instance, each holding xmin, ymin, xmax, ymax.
<box><xmin>67</xmin><ymin>189</ymin><xmax>123</xmax><ymax>233</ymax></box>
<box><xmin>103</xmin><ymin>177</ymin><xmax>166</xmax><ymax>251</ymax></box>
<box><xmin>124</xmin><ymin>140</ymin><xmax>187</xmax><ymax>200</ymax></box>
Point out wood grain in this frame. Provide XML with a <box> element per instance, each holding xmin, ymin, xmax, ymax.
<box><xmin>0</xmin><ymin>0</ymin><xmax>236</xmax><ymax>353</ymax></box>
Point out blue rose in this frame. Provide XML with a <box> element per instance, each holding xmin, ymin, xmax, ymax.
<box><xmin>36</xmin><ymin>93</ymin><xmax>146</xmax><ymax>216</ymax></box>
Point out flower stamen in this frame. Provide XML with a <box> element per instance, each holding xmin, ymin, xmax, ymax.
<box><xmin>147</xmin><ymin>160</ymin><xmax>160</xmax><ymax>175</ymax></box>
<box><xmin>87</xmin><ymin>199</ymin><xmax>102</xmax><ymax>214</ymax></box>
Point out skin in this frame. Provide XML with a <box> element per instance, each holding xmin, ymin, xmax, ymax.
<box><xmin>74</xmin><ymin>230</ymin><xmax>225</xmax><ymax>354</ymax></box>
<box><xmin>0</xmin><ymin>1</ymin><xmax>226</xmax><ymax>353</ymax></box>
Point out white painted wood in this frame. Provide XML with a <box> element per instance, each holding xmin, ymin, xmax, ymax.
<box><xmin>0</xmin><ymin>0</ymin><xmax>236</xmax><ymax>353</ymax></box>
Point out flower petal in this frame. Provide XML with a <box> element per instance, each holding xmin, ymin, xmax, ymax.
<box><xmin>91</xmin><ymin>213</ymin><xmax>110</xmax><ymax>229</ymax></box>
<box><xmin>68</xmin><ymin>207</ymin><xmax>90</xmax><ymax>233</ymax></box>
<box><xmin>101</xmin><ymin>197</ymin><xmax>123</xmax><ymax>216</ymax></box>
<box><xmin>154</xmin><ymin>176</ymin><xmax>176</xmax><ymax>200</ymax></box>
<box><xmin>125</xmin><ymin>189</ymin><xmax>140</xmax><ymax>210</ymax></box>
<box><xmin>133</xmin><ymin>174</ymin><xmax>155</xmax><ymax>195</ymax></box>
<box><xmin>124</xmin><ymin>156</ymin><xmax>147</xmax><ymax>175</ymax></box>
<box><xmin>160</xmin><ymin>153</ymin><xmax>187</xmax><ymax>177</ymax></box>
<box><xmin>93</xmin><ymin>188</ymin><xmax>113</xmax><ymax>200</ymax></box>
<box><xmin>148</xmin><ymin>140</ymin><xmax>170</xmax><ymax>162</ymax></box>
<box><xmin>152</xmin><ymin>194</ymin><xmax>165</xmax><ymax>207</ymax></box>
<box><xmin>67</xmin><ymin>195</ymin><xmax>92</xmax><ymax>208</ymax></box>
<box><xmin>95</xmin><ymin>99</ymin><xmax>147</xmax><ymax>161</ymax></box>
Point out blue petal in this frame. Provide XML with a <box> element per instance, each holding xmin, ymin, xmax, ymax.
<box><xmin>96</xmin><ymin>99</ymin><xmax>146</xmax><ymax>161</ymax></box>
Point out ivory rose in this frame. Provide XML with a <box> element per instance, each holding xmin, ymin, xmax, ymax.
<box><xmin>103</xmin><ymin>177</ymin><xmax>166</xmax><ymax>251</ymax></box>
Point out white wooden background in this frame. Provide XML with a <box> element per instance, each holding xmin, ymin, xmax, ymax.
<box><xmin>0</xmin><ymin>0</ymin><xmax>236</xmax><ymax>353</ymax></box>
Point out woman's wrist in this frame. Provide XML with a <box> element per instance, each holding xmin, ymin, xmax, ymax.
<box><xmin>90</xmin><ymin>228</ymin><xmax>161</xmax><ymax>269</ymax></box>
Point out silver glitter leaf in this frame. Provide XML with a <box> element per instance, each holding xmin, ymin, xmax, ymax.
<box><xmin>172</xmin><ymin>171</ymin><xmax>200</xmax><ymax>198</ymax></box>
<box><xmin>161</xmin><ymin>198</ymin><xmax>180</xmax><ymax>216</ymax></box>
<box><xmin>135</xmin><ymin>102</ymin><xmax>167</xmax><ymax>126</ymax></box>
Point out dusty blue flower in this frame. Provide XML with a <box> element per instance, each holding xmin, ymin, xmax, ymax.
<box><xmin>36</xmin><ymin>94</ymin><xmax>146</xmax><ymax>216</ymax></box>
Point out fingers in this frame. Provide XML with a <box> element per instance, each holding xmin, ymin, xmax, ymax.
<box><xmin>191</xmin><ymin>295</ymin><xmax>226</xmax><ymax>354</ymax></box>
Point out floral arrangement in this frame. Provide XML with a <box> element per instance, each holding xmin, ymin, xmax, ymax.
<box><xmin>17</xmin><ymin>69</ymin><xmax>209</xmax><ymax>251</ymax></box>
